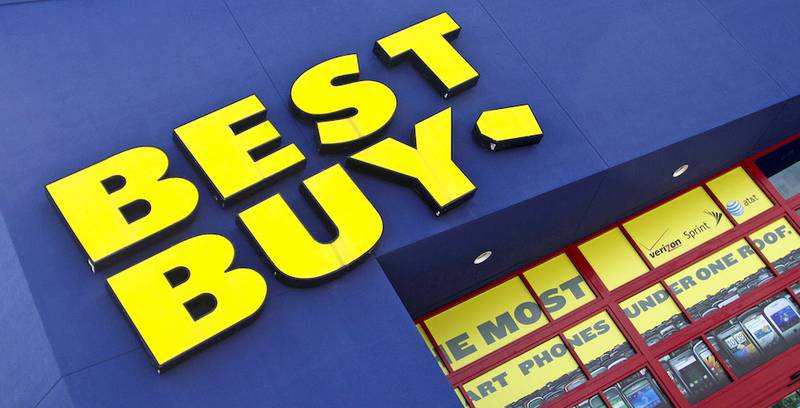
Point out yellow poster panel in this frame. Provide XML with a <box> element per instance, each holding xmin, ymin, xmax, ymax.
<box><xmin>665</xmin><ymin>239</ymin><xmax>769</xmax><ymax>318</ymax></box>
<box><xmin>563</xmin><ymin>311</ymin><xmax>632</xmax><ymax>374</ymax></box>
<box><xmin>424</xmin><ymin>278</ymin><xmax>548</xmax><ymax>370</ymax></box>
<box><xmin>706</xmin><ymin>166</ymin><xmax>772</xmax><ymax>223</ymax></box>
<box><xmin>579</xmin><ymin>228</ymin><xmax>650</xmax><ymax>291</ymax></box>
<box><xmin>749</xmin><ymin>218</ymin><xmax>800</xmax><ymax>273</ymax></box>
<box><xmin>523</xmin><ymin>254</ymin><xmax>596</xmax><ymax>319</ymax></box>
<box><xmin>624</xmin><ymin>187</ymin><xmax>733</xmax><ymax>267</ymax></box>
<box><xmin>463</xmin><ymin>337</ymin><xmax>583</xmax><ymax>407</ymax></box>
<box><xmin>620</xmin><ymin>284</ymin><xmax>687</xmax><ymax>345</ymax></box>
<box><xmin>415</xmin><ymin>324</ymin><xmax>448</xmax><ymax>374</ymax></box>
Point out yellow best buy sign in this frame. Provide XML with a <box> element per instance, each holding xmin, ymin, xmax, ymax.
<box><xmin>45</xmin><ymin>13</ymin><xmax>545</xmax><ymax>372</ymax></box>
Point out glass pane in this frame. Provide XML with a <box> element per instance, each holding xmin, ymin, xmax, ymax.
<box><xmin>523</xmin><ymin>253</ymin><xmax>596</xmax><ymax>319</ymax></box>
<box><xmin>579</xmin><ymin>228</ymin><xmax>650</xmax><ymax>291</ymax></box>
<box><xmin>755</xmin><ymin>137</ymin><xmax>800</xmax><ymax>199</ymax></box>
<box><xmin>575</xmin><ymin>395</ymin><xmax>609</xmax><ymax>408</ymax></box>
<box><xmin>749</xmin><ymin>218</ymin><xmax>800</xmax><ymax>274</ymax></box>
<box><xmin>463</xmin><ymin>337</ymin><xmax>585</xmax><ymax>407</ymax></box>
<box><xmin>563</xmin><ymin>311</ymin><xmax>635</xmax><ymax>377</ymax></box>
<box><xmin>707</xmin><ymin>291</ymin><xmax>800</xmax><ymax>377</ymax></box>
<box><xmin>424</xmin><ymin>277</ymin><xmax>549</xmax><ymax>370</ymax></box>
<box><xmin>603</xmin><ymin>369</ymin><xmax>672</xmax><ymax>408</ymax></box>
<box><xmin>665</xmin><ymin>239</ymin><xmax>772</xmax><ymax>319</ymax></box>
<box><xmin>706</xmin><ymin>166</ymin><xmax>772</xmax><ymax>223</ymax></box>
<box><xmin>620</xmin><ymin>284</ymin><xmax>690</xmax><ymax>346</ymax></box>
<box><xmin>623</xmin><ymin>187</ymin><xmax>733</xmax><ymax>267</ymax></box>
<box><xmin>658</xmin><ymin>339</ymin><xmax>730</xmax><ymax>404</ymax></box>
<box><xmin>415</xmin><ymin>324</ymin><xmax>449</xmax><ymax>374</ymax></box>
<box><xmin>792</xmin><ymin>281</ymin><xmax>800</xmax><ymax>297</ymax></box>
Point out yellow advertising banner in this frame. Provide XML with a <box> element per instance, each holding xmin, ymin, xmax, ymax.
<box><xmin>523</xmin><ymin>254</ymin><xmax>596</xmax><ymax>319</ymax></box>
<box><xmin>706</xmin><ymin>166</ymin><xmax>772</xmax><ymax>223</ymax></box>
<box><xmin>563</xmin><ymin>311</ymin><xmax>632</xmax><ymax>375</ymax></box>
<box><xmin>579</xmin><ymin>228</ymin><xmax>650</xmax><ymax>291</ymax></box>
<box><xmin>424</xmin><ymin>278</ymin><xmax>548</xmax><ymax>370</ymax></box>
<box><xmin>462</xmin><ymin>313</ymin><xmax>634</xmax><ymax>406</ymax></box>
<box><xmin>463</xmin><ymin>337</ymin><xmax>582</xmax><ymax>407</ymax></box>
<box><xmin>665</xmin><ymin>239</ymin><xmax>768</xmax><ymax>318</ymax></box>
<box><xmin>624</xmin><ymin>187</ymin><xmax>733</xmax><ymax>267</ymax></box>
<box><xmin>749</xmin><ymin>218</ymin><xmax>800</xmax><ymax>270</ymax></box>
<box><xmin>619</xmin><ymin>219</ymin><xmax>799</xmax><ymax>340</ymax></box>
<box><xmin>620</xmin><ymin>284</ymin><xmax>687</xmax><ymax>345</ymax></box>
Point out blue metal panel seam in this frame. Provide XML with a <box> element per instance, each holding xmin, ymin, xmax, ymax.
<box><xmin>220</xmin><ymin>0</ymin><xmax>288</xmax><ymax>102</ymax></box>
<box><xmin>33</xmin><ymin>347</ymin><xmax>143</xmax><ymax>408</ymax></box>
<box><xmin>0</xmin><ymin>209</ymin><xmax>64</xmax><ymax>408</ymax></box>
<box><xmin>474</xmin><ymin>0</ymin><xmax>611</xmax><ymax>169</ymax></box>
<box><xmin>695</xmin><ymin>0</ymin><xmax>791</xmax><ymax>98</ymax></box>
<box><xmin>33</xmin><ymin>378</ymin><xmax>70</xmax><ymax>408</ymax></box>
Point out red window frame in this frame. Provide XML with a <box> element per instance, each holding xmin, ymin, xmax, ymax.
<box><xmin>416</xmin><ymin>132</ymin><xmax>800</xmax><ymax>408</ymax></box>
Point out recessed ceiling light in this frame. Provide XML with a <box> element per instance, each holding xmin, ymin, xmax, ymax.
<box><xmin>672</xmin><ymin>164</ymin><xmax>689</xmax><ymax>178</ymax></box>
<box><xmin>474</xmin><ymin>251</ymin><xmax>492</xmax><ymax>265</ymax></box>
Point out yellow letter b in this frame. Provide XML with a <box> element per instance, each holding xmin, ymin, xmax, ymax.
<box><xmin>107</xmin><ymin>234</ymin><xmax>267</xmax><ymax>372</ymax></box>
<box><xmin>46</xmin><ymin>147</ymin><xmax>198</xmax><ymax>270</ymax></box>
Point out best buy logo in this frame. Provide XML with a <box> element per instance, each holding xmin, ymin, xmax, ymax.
<box><xmin>45</xmin><ymin>12</ymin><xmax>543</xmax><ymax>373</ymax></box>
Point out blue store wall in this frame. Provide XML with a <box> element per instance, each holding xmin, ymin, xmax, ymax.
<box><xmin>0</xmin><ymin>0</ymin><xmax>799</xmax><ymax>407</ymax></box>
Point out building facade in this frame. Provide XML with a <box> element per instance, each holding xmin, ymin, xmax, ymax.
<box><xmin>2</xmin><ymin>0</ymin><xmax>800</xmax><ymax>407</ymax></box>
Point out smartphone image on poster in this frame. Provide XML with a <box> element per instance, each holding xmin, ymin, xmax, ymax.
<box><xmin>663</xmin><ymin>365</ymin><xmax>688</xmax><ymax>396</ymax></box>
<box><xmin>692</xmin><ymin>342</ymin><xmax>727</xmax><ymax>382</ymax></box>
<box><xmin>603</xmin><ymin>387</ymin><xmax>628</xmax><ymax>408</ymax></box>
<box><xmin>622</xmin><ymin>378</ymin><xmax>669</xmax><ymax>408</ymax></box>
<box><xmin>764</xmin><ymin>297</ymin><xmax>800</xmax><ymax>342</ymax></box>
<box><xmin>717</xmin><ymin>326</ymin><xmax>760</xmax><ymax>364</ymax></box>
<box><xmin>669</xmin><ymin>349</ymin><xmax>711</xmax><ymax>392</ymax></box>
<box><xmin>740</xmin><ymin>310</ymin><xmax>781</xmax><ymax>350</ymax></box>
<box><xmin>575</xmin><ymin>395</ymin><xmax>606</xmax><ymax>408</ymax></box>
<box><xmin>524</xmin><ymin>396</ymin><xmax>544</xmax><ymax>408</ymax></box>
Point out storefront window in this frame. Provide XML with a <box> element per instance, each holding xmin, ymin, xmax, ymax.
<box><xmin>707</xmin><ymin>291</ymin><xmax>800</xmax><ymax>377</ymax></box>
<box><xmin>706</xmin><ymin>166</ymin><xmax>773</xmax><ymax>223</ymax></box>
<box><xmin>579</xmin><ymin>228</ymin><xmax>650</xmax><ymax>291</ymax></box>
<box><xmin>419</xmin><ymin>137</ymin><xmax>800</xmax><ymax>408</ymax></box>
<box><xmin>620</xmin><ymin>284</ymin><xmax>689</xmax><ymax>346</ymax></box>
<box><xmin>664</xmin><ymin>239</ymin><xmax>772</xmax><ymax>319</ymax></box>
<box><xmin>424</xmin><ymin>277</ymin><xmax>549</xmax><ymax>370</ymax></box>
<box><xmin>463</xmin><ymin>337</ymin><xmax>585</xmax><ymax>407</ymax></box>
<box><xmin>658</xmin><ymin>339</ymin><xmax>730</xmax><ymax>404</ymax></box>
<box><xmin>523</xmin><ymin>254</ymin><xmax>596</xmax><ymax>319</ymax></box>
<box><xmin>563</xmin><ymin>311</ymin><xmax>635</xmax><ymax>377</ymax></box>
<box><xmin>755</xmin><ymin>137</ymin><xmax>800</xmax><ymax>199</ymax></box>
<box><xmin>623</xmin><ymin>187</ymin><xmax>733</xmax><ymax>267</ymax></box>
<box><xmin>603</xmin><ymin>369</ymin><xmax>671</xmax><ymax>408</ymax></box>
